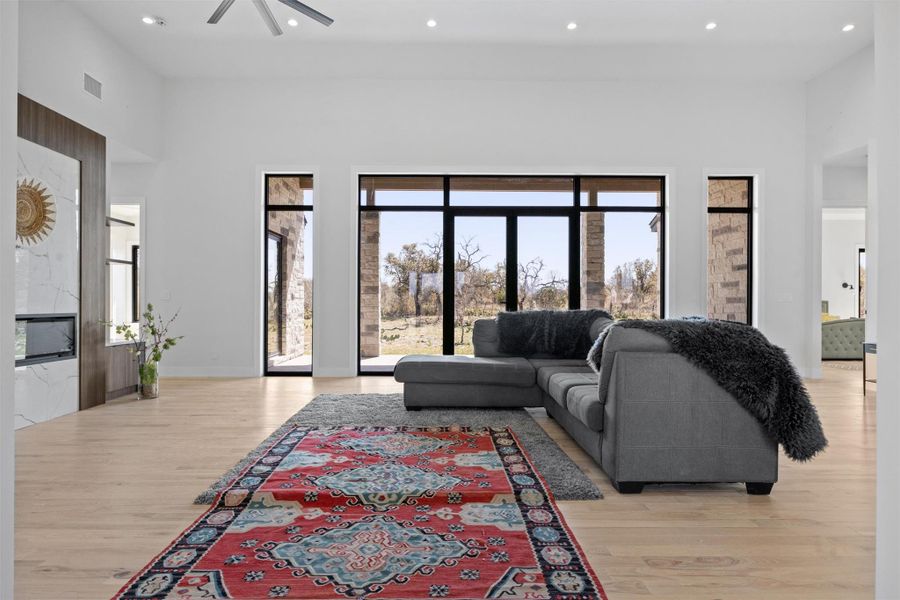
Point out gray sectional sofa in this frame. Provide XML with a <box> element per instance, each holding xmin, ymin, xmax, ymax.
<box><xmin>394</xmin><ymin>316</ymin><xmax>778</xmax><ymax>495</ymax></box>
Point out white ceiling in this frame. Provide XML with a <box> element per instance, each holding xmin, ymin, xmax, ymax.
<box><xmin>72</xmin><ymin>0</ymin><xmax>875</xmax><ymax>80</ymax></box>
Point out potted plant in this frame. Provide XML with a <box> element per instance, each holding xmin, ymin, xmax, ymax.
<box><xmin>107</xmin><ymin>303</ymin><xmax>183</xmax><ymax>399</ymax></box>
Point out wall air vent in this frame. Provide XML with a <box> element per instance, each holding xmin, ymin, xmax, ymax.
<box><xmin>83</xmin><ymin>73</ymin><xmax>102</xmax><ymax>100</ymax></box>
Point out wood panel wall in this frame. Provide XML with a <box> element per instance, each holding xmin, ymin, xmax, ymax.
<box><xmin>17</xmin><ymin>95</ymin><xmax>107</xmax><ymax>410</ymax></box>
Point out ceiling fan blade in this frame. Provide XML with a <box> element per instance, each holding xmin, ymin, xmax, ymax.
<box><xmin>207</xmin><ymin>0</ymin><xmax>236</xmax><ymax>24</ymax></box>
<box><xmin>276</xmin><ymin>0</ymin><xmax>334</xmax><ymax>27</ymax></box>
<box><xmin>252</xmin><ymin>0</ymin><xmax>283</xmax><ymax>36</ymax></box>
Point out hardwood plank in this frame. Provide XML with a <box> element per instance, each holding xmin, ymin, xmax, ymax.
<box><xmin>14</xmin><ymin>367</ymin><xmax>874</xmax><ymax>599</ymax></box>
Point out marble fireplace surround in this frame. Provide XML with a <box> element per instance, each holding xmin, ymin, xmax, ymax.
<box><xmin>17</xmin><ymin>95</ymin><xmax>107</xmax><ymax>414</ymax></box>
<box><xmin>14</xmin><ymin>138</ymin><xmax>81</xmax><ymax>429</ymax></box>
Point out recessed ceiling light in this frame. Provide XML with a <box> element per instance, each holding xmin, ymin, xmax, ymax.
<box><xmin>567</xmin><ymin>22</ymin><xmax>577</xmax><ymax>30</ymax></box>
<box><xmin>287</xmin><ymin>18</ymin><xmax>299</xmax><ymax>27</ymax></box>
<box><xmin>141</xmin><ymin>16</ymin><xmax>156</xmax><ymax>25</ymax></box>
<box><xmin>426</xmin><ymin>19</ymin><xmax>437</xmax><ymax>28</ymax></box>
<box><xmin>842</xmin><ymin>23</ymin><xmax>855</xmax><ymax>32</ymax></box>
<box><xmin>705</xmin><ymin>22</ymin><xmax>717</xmax><ymax>30</ymax></box>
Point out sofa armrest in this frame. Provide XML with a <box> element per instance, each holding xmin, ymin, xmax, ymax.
<box><xmin>601</xmin><ymin>352</ymin><xmax>778</xmax><ymax>485</ymax></box>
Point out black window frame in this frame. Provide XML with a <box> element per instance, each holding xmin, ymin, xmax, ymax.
<box><xmin>707</xmin><ymin>176</ymin><xmax>754</xmax><ymax>325</ymax></box>
<box><xmin>266</xmin><ymin>231</ymin><xmax>284</xmax><ymax>359</ymax></box>
<box><xmin>858</xmin><ymin>247</ymin><xmax>866</xmax><ymax>319</ymax></box>
<box><xmin>358</xmin><ymin>174</ymin><xmax>667</xmax><ymax>375</ymax></box>
<box><xmin>131</xmin><ymin>244</ymin><xmax>141</xmax><ymax>324</ymax></box>
<box><xmin>264</xmin><ymin>173</ymin><xmax>314</xmax><ymax>376</ymax></box>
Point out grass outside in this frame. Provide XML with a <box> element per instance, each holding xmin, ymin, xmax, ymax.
<box><xmin>378</xmin><ymin>313</ymin><xmax>500</xmax><ymax>357</ymax></box>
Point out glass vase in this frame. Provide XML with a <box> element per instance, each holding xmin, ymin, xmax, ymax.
<box><xmin>139</xmin><ymin>360</ymin><xmax>159</xmax><ymax>399</ymax></box>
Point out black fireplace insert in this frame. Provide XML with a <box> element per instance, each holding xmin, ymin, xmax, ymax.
<box><xmin>14</xmin><ymin>313</ymin><xmax>77</xmax><ymax>366</ymax></box>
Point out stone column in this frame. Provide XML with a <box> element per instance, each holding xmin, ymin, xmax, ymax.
<box><xmin>580</xmin><ymin>189</ymin><xmax>607</xmax><ymax>309</ymax></box>
<box><xmin>359</xmin><ymin>188</ymin><xmax>381</xmax><ymax>358</ymax></box>
<box><xmin>267</xmin><ymin>208</ymin><xmax>306</xmax><ymax>359</ymax></box>
<box><xmin>283</xmin><ymin>211</ymin><xmax>306</xmax><ymax>358</ymax></box>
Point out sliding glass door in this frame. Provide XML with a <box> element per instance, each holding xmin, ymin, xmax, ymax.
<box><xmin>358</xmin><ymin>175</ymin><xmax>665</xmax><ymax>373</ymax></box>
<box><xmin>453</xmin><ymin>216</ymin><xmax>507</xmax><ymax>355</ymax></box>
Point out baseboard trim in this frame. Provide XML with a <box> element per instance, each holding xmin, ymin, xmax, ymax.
<box><xmin>160</xmin><ymin>366</ymin><xmax>260</xmax><ymax>378</ymax></box>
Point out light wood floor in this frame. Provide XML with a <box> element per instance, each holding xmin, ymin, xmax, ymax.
<box><xmin>15</xmin><ymin>368</ymin><xmax>875</xmax><ymax>599</ymax></box>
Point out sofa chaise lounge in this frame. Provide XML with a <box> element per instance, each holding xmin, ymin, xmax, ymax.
<box><xmin>394</xmin><ymin>316</ymin><xmax>778</xmax><ymax>495</ymax></box>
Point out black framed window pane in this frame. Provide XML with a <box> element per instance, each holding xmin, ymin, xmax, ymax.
<box><xmin>266</xmin><ymin>211</ymin><xmax>313</xmax><ymax>373</ymax></box>
<box><xmin>357</xmin><ymin>174</ymin><xmax>665</xmax><ymax>374</ymax></box>
<box><xmin>359</xmin><ymin>176</ymin><xmax>444</xmax><ymax>206</ymax></box>
<box><xmin>518</xmin><ymin>217</ymin><xmax>568</xmax><ymax>311</ymax></box>
<box><xmin>359</xmin><ymin>211</ymin><xmax>444</xmax><ymax>372</ymax></box>
<box><xmin>708</xmin><ymin>178</ymin><xmax>749</xmax><ymax>208</ymax></box>
<box><xmin>268</xmin><ymin>175</ymin><xmax>314</xmax><ymax>206</ymax></box>
<box><xmin>580</xmin><ymin>177</ymin><xmax>662</xmax><ymax>207</ymax></box>
<box><xmin>859</xmin><ymin>248</ymin><xmax>867</xmax><ymax>318</ymax></box>
<box><xmin>131</xmin><ymin>245</ymin><xmax>140</xmax><ymax>323</ymax></box>
<box><xmin>707</xmin><ymin>212</ymin><xmax>749</xmax><ymax>323</ymax></box>
<box><xmin>454</xmin><ymin>216</ymin><xmax>506</xmax><ymax>355</ymax></box>
<box><xmin>581</xmin><ymin>212</ymin><xmax>661</xmax><ymax>318</ymax></box>
<box><xmin>450</xmin><ymin>177</ymin><xmax>573</xmax><ymax>206</ymax></box>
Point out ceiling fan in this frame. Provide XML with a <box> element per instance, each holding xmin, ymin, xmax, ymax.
<box><xmin>207</xmin><ymin>0</ymin><xmax>333</xmax><ymax>36</ymax></box>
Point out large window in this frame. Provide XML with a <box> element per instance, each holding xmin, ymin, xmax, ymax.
<box><xmin>265</xmin><ymin>175</ymin><xmax>314</xmax><ymax>374</ymax></box>
<box><xmin>359</xmin><ymin>175</ymin><xmax>665</xmax><ymax>373</ymax></box>
<box><xmin>707</xmin><ymin>177</ymin><xmax>753</xmax><ymax>324</ymax></box>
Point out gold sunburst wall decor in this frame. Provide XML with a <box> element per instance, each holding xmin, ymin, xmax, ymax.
<box><xmin>16</xmin><ymin>178</ymin><xmax>56</xmax><ymax>246</ymax></box>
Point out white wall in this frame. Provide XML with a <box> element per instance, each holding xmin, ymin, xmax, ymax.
<box><xmin>110</xmin><ymin>163</ymin><xmax>159</xmax><ymax>198</ymax></box>
<box><xmin>17</xmin><ymin>0</ymin><xmax>164</xmax><ymax>160</ymax></box>
<box><xmin>0</xmin><ymin>0</ymin><xmax>18</xmax><ymax>595</ymax></box>
<box><xmin>147</xmin><ymin>77</ymin><xmax>808</xmax><ymax>377</ymax></box>
<box><xmin>823</xmin><ymin>166</ymin><xmax>867</xmax><ymax>208</ymax></box>
<box><xmin>821</xmin><ymin>210</ymin><xmax>865</xmax><ymax>319</ymax></box>
<box><xmin>874</xmin><ymin>3</ymin><xmax>900</xmax><ymax>597</ymax></box>
<box><xmin>807</xmin><ymin>46</ymin><xmax>874</xmax><ymax>161</ymax></box>
<box><xmin>806</xmin><ymin>46</ymin><xmax>876</xmax><ymax>368</ymax></box>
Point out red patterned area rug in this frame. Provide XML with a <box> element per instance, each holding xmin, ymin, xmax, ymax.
<box><xmin>114</xmin><ymin>426</ymin><xmax>607</xmax><ymax>600</ymax></box>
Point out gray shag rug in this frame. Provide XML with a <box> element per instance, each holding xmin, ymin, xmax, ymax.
<box><xmin>194</xmin><ymin>393</ymin><xmax>602</xmax><ymax>504</ymax></box>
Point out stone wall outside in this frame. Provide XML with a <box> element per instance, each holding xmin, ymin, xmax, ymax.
<box><xmin>359</xmin><ymin>212</ymin><xmax>381</xmax><ymax>358</ymax></box>
<box><xmin>707</xmin><ymin>179</ymin><xmax>749</xmax><ymax>322</ymax></box>
<box><xmin>268</xmin><ymin>210</ymin><xmax>307</xmax><ymax>359</ymax></box>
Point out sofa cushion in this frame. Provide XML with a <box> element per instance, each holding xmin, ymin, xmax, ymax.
<box><xmin>566</xmin><ymin>385</ymin><xmax>604</xmax><ymax>432</ymax></box>
<box><xmin>472</xmin><ymin>319</ymin><xmax>510</xmax><ymax>357</ymax></box>
<box><xmin>546</xmin><ymin>371</ymin><xmax>597</xmax><ymax>407</ymax></box>
<box><xmin>394</xmin><ymin>355</ymin><xmax>535</xmax><ymax>387</ymax></box>
<box><xmin>474</xmin><ymin>316</ymin><xmax>611</xmax><ymax>359</ymax></box>
<box><xmin>589</xmin><ymin>317</ymin><xmax>614</xmax><ymax>340</ymax></box>
<box><xmin>531</xmin><ymin>360</ymin><xmax>590</xmax><ymax>389</ymax></box>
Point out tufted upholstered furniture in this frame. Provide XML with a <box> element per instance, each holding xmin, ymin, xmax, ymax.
<box><xmin>394</xmin><ymin>316</ymin><xmax>778</xmax><ymax>495</ymax></box>
<box><xmin>822</xmin><ymin>318</ymin><xmax>865</xmax><ymax>360</ymax></box>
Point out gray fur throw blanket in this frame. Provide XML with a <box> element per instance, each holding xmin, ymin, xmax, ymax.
<box><xmin>588</xmin><ymin>318</ymin><xmax>828</xmax><ymax>462</ymax></box>
<box><xmin>497</xmin><ymin>309</ymin><xmax>612</xmax><ymax>358</ymax></box>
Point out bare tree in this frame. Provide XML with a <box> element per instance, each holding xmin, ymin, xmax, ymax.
<box><xmin>517</xmin><ymin>257</ymin><xmax>567</xmax><ymax>310</ymax></box>
<box><xmin>383</xmin><ymin>236</ymin><xmax>442</xmax><ymax>324</ymax></box>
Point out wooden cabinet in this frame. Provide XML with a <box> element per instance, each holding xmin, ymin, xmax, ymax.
<box><xmin>106</xmin><ymin>344</ymin><xmax>141</xmax><ymax>400</ymax></box>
